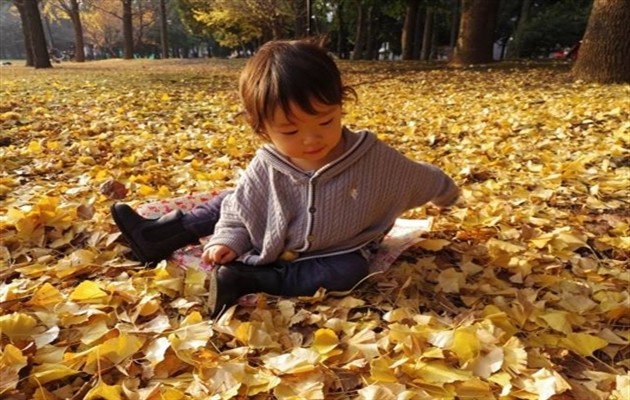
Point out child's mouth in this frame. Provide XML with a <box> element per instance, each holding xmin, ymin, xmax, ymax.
<box><xmin>304</xmin><ymin>146</ymin><xmax>325</xmax><ymax>155</ymax></box>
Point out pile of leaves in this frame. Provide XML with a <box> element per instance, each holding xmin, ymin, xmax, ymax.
<box><xmin>1</xmin><ymin>59</ymin><xmax>628</xmax><ymax>400</ymax></box>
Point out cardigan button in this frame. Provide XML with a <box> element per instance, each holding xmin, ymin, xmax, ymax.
<box><xmin>309</xmin><ymin>207</ymin><xmax>316</xmax><ymax>213</ymax></box>
<box><xmin>307</xmin><ymin>235</ymin><xmax>315</xmax><ymax>242</ymax></box>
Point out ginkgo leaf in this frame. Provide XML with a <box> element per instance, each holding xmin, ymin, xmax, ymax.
<box><xmin>235</xmin><ymin>321</ymin><xmax>279</xmax><ymax>349</ymax></box>
<box><xmin>56</xmin><ymin>249</ymin><xmax>98</xmax><ymax>278</ymax></box>
<box><xmin>26</xmin><ymin>282</ymin><xmax>63</xmax><ymax>308</ymax></box>
<box><xmin>273</xmin><ymin>372</ymin><xmax>325</xmax><ymax>400</ymax></box>
<box><xmin>312</xmin><ymin>328</ymin><xmax>339</xmax><ymax>354</ymax></box>
<box><xmin>369</xmin><ymin>356</ymin><xmax>399</xmax><ymax>383</ymax></box>
<box><xmin>539</xmin><ymin>311</ymin><xmax>572</xmax><ymax>334</ymax></box>
<box><xmin>84</xmin><ymin>334</ymin><xmax>146</xmax><ymax>373</ymax></box>
<box><xmin>144</xmin><ymin>337</ymin><xmax>171</xmax><ymax>366</ymax></box>
<box><xmin>32</xmin><ymin>325</ymin><xmax>60</xmax><ymax>348</ymax></box>
<box><xmin>437</xmin><ymin>268</ymin><xmax>466</xmax><ymax>293</ymax></box>
<box><xmin>358</xmin><ymin>382</ymin><xmax>420</xmax><ymax>400</ymax></box>
<box><xmin>559</xmin><ymin>332</ymin><xmax>609</xmax><ymax>357</ymax></box>
<box><xmin>414</xmin><ymin>360</ymin><xmax>473</xmax><ymax>383</ymax></box>
<box><xmin>468</xmin><ymin>347</ymin><xmax>503</xmax><ymax>378</ymax></box>
<box><xmin>69</xmin><ymin>280</ymin><xmax>108</xmax><ymax>302</ymax></box>
<box><xmin>525</xmin><ymin>368</ymin><xmax>572</xmax><ymax>400</ymax></box>
<box><xmin>344</xmin><ymin>328</ymin><xmax>380</xmax><ymax>361</ymax></box>
<box><xmin>262</xmin><ymin>348</ymin><xmax>320</xmax><ymax>374</ymax></box>
<box><xmin>450</xmin><ymin>327</ymin><xmax>479</xmax><ymax>364</ymax></box>
<box><xmin>32</xmin><ymin>387</ymin><xmax>60</xmax><ymax>400</ymax></box>
<box><xmin>502</xmin><ymin>337</ymin><xmax>528</xmax><ymax>375</ymax></box>
<box><xmin>0</xmin><ymin>344</ymin><xmax>28</xmax><ymax>392</ymax></box>
<box><xmin>0</xmin><ymin>313</ymin><xmax>38</xmax><ymax>340</ymax></box>
<box><xmin>76</xmin><ymin>318</ymin><xmax>110</xmax><ymax>344</ymax></box>
<box><xmin>84</xmin><ymin>380</ymin><xmax>122</xmax><ymax>400</ymax></box>
<box><xmin>28</xmin><ymin>364</ymin><xmax>81</xmax><ymax>385</ymax></box>
<box><xmin>2</xmin><ymin>57</ymin><xmax>628</xmax><ymax>400</ymax></box>
<box><xmin>416</xmin><ymin>239</ymin><xmax>450</xmax><ymax>251</ymax></box>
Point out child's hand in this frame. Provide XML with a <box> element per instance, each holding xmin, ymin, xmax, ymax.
<box><xmin>202</xmin><ymin>245</ymin><xmax>237</xmax><ymax>264</ymax></box>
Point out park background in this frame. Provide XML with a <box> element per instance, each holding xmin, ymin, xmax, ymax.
<box><xmin>0</xmin><ymin>0</ymin><xmax>594</xmax><ymax>62</ymax></box>
<box><xmin>3</xmin><ymin>0</ymin><xmax>628</xmax><ymax>82</ymax></box>
<box><xmin>1</xmin><ymin>0</ymin><xmax>629</xmax><ymax>399</ymax></box>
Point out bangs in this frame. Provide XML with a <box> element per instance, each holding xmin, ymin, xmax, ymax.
<box><xmin>239</xmin><ymin>40</ymin><xmax>355</xmax><ymax>135</ymax></box>
<box><xmin>263</xmin><ymin>51</ymin><xmax>343</xmax><ymax>123</ymax></box>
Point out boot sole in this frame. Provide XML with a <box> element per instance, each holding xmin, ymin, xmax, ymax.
<box><xmin>110</xmin><ymin>203</ymin><xmax>151</xmax><ymax>264</ymax></box>
<box><xmin>208</xmin><ymin>268</ymin><xmax>220</xmax><ymax>317</ymax></box>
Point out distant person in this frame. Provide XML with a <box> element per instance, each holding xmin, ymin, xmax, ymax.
<box><xmin>565</xmin><ymin>42</ymin><xmax>581</xmax><ymax>61</ymax></box>
<box><xmin>111</xmin><ymin>39</ymin><xmax>460</xmax><ymax>316</ymax></box>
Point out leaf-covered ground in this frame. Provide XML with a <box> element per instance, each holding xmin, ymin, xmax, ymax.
<box><xmin>1</xmin><ymin>59</ymin><xmax>628</xmax><ymax>400</ymax></box>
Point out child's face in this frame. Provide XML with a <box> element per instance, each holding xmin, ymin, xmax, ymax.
<box><xmin>263</xmin><ymin>101</ymin><xmax>344</xmax><ymax>171</ymax></box>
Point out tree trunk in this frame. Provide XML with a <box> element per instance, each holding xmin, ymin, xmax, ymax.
<box><xmin>22</xmin><ymin>0</ymin><xmax>52</xmax><ymax>68</ymax></box>
<box><xmin>272</xmin><ymin>18</ymin><xmax>283</xmax><ymax>40</ymax></box>
<box><xmin>365</xmin><ymin>5</ymin><xmax>377</xmax><ymax>60</ymax></box>
<box><xmin>451</xmin><ymin>0</ymin><xmax>499</xmax><ymax>66</ymax></box>
<box><xmin>294</xmin><ymin>0</ymin><xmax>307</xmax><ymax>38</ymax></box>
<box><xmin>159</xmin><ymin>0</ymin><xmax>169</xmax><ymax>58</ymax></box>
<box><xmin>351</xmin><ymin>0</ymin><xmax>366</xmax><ymax>60</ymax></box>
<box><xmin>449</xmin><ymin>0</ymin><xmax>460</xmax><ymax>49</ymax></box>
<box><xmin>412</xmin><ymin>2</ymin><xmax>423</xmax><ymax>59</ymax></box>
<box><xmin>69</xmin><ymin>0</ymin><xmax>85</xmax><ymax>62</ymax></box>
<box><xmin>420</xmin><ymin>8</ymin><xmax>434</xmax><ymax>61</ymax></box>
<box><xmin>14</xmin><ymin>1</ymin><xmax>34</xmax><ymax>66</ymax></box>
<box><xmin>336</xmin><ymin>1</ymin><xmax>349</xmax><ymax>59</ymax></box>
<box><xmin>122</xmin><ymin>0</ymin><xmax>134</xmax><ymax>59</ymax></box>
<box><xmin>572</xmin><ymin>0</ymin><xmax>630</xmax><ymax>83</ymax></box>
<box><xmin>401</xmin><ymin>0</ymin><xmax>419</xmax><ymax>60</ymax></box>
<box><xmin>506</xmin><ymin>0</ymin><xmax>533</xmax><ymax>59</ymax></box>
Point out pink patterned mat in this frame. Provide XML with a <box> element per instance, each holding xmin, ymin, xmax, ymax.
<box><xmin>136</xmin><ymin>192</ymin><xmax>432</xmax><ymax>274</ymax></box>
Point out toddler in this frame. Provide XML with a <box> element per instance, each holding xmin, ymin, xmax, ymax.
<box><xmin>111</xmin><ymin>39</ymin><xmax>459</xmax><ymax>316</ymax></box>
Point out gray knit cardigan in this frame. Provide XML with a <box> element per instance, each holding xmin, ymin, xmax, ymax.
<box><xmin>205</xmin><ymin>128</ymin><xmax>459</xmax><ymax>265</ymax></box>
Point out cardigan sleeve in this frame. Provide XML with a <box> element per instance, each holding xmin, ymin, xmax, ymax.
<box><xmin>419</xmin><ymin>162</ymin><xmax>459</xmax><ymax>207</ymax></box>
<box><xmin>203</xmin><ymin>154</ymin><xmax>269</xmax><ymax>256</ymax></box>
<box><xmin>204</xmin><ymin>192</ymin><xmax>253</xmax><ymax>256</ymax></box>
<box><xmin>373</xmin><ymin>141</ymin><xmax>459</xmax><ymax>210</ymax></box>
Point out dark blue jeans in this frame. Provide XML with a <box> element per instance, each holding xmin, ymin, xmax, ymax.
<box><xmin>181</xmin><ymin>191</ymin><xmax>369</xmax><ymax>297</ymax></box>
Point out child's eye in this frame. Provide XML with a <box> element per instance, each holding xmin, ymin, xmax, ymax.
<box><xmin>319</xmin><ymin>118</ymin><xmax>333</xmax><ymax>126</ymax></box>
<box><xmin>281</xmin><ymin>130</ymin><xmax>298</xmax><ymax>135</ymax></box>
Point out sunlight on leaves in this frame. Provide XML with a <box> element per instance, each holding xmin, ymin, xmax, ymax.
<box><xmin>1</xmin><ymin>59</ymin><xmax>627</xmax><ymax>399</ymax></box>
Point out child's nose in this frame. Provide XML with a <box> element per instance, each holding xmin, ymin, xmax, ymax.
<box><xmin>303</xmin><ymin>130</ymin><xmax>322</xmax><ymax>144</ymax></box>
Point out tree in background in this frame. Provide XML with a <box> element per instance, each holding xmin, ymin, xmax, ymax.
<box><xmin>419</xmin><ymin>4</ymin><xmax>435</xmax><ymax>61</ymax></box>
<box><xmin>505</xmin><ymin>0</ymin><xmax>532</xmax><ymax>58</ymax></box>
<box><xmin>572</xmin><ymin>0</ymin><xmax>630</xmax><ymax>83</ymax></box>
<box><xmin>81</xmin><ymin>0</ymin><xmax>157</xmax><ymax>58</ymax></box>
<box><xmin>350</xmin><ymin>0</ymin><xmax>366</xmax><ymax>59</ymax></box>
<box><xmin>293</xmin><ymin>0</ymin><xmax>308</xmax><ymax>37</ymax></box>
<box><xmin>176</xmin><ymin>0</ymin><xmax>211</xmax><ymax>37</ymax></box>
<box><xmin>506</xmin><ymin>0</ymin><xmax>592</xmax><ymax>59</ymax></box>
<box><xmin>121</xmin><ymin>0</ymin><xmax>133</xmax><ymax>59</ymax></box>
<box><xmin>159</xmin><ymin>0</ymin><xmax>169</xmax><ymax>58</ymax></box>
<box><xmin>81</xmin><ymin>1</ymin><xmax>122</xmax><ymax>57</ymax></box>
<box><xmin>11</xmin><ymin>0</ymin><xmax>34</xmax><ymax>65</ymax></box>
<box><xmin>3</xmin><ymin>0</ymin><xmax>604</xmax><ymax>64</ymax></box>
<box><xmin>398</xmin><ymin>0</ymin><xmax>462</xmax><ymax>61</ymax></box>
<box><xmin>190</xmin><ymin>1</ymin><xmax>261</xmax><ymax>49</ymax></box>
<box><xmin>401</xmin><ymin>0</ymin><xmax>419</xmax><ymax>60</ymax></box>
<box><xmin>0</xmin><ymin>2</ymin><xmax>24</xmax><ymax>59</ymax></box>
<box><xmin>451</xmin><ymin>0</ymin><xmax>500</xmax><ymax>65</ymax></box>
<box><xmin>44</xmin><ymin>0</ymin><xmax>85</xmax><ymax>61</ymax></box>
<box><xmin>13</xmin><ymin>0</ymin><xmax>52</xmax><ymax>68</ymax></box>
<box><xmin>191</xmin><ymin>0</ymin><xmax>295</xmax><ymax>49</ymax></box>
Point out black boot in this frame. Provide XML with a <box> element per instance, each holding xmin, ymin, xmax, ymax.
<box><xmin>208</xmin><ymin>262</ymin><xmax>283</xmax><ymax>317</ymax></box>
<box><xmin>111</xmin><ymin>203</ymin><xmax>198</xmax><ymax>263</ymax></box>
